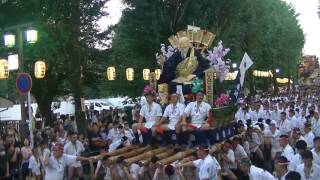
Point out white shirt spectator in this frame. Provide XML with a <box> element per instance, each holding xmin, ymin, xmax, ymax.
<box><xmin>248</xmin><ymin>165</ymin><xmax>276</xmax><ymax>180</ymax></box>
<box><xmin>28</xmin><ymin>155</ymin><xmax>41</xmax><ymax>176</ymax></box>
<box><xmin>311</xmin><ymin>119</ymin><xmax>320</xmax><ymax>137</ymax></box>
<box><xmin>140</xmin><ymin>102</ymin><xmax>162</xmax><ymax>129</ymax></box>
<box><xmin>312</xmin><ymin>148</ymin><xmax>320</xmax><ymax>166</ymax></box>
<box><xmin>250</xmin><ymin>110</ymin><xmax>260</xmax><ymax>124</ymax></box>
<box><xmin>270</xmin><ymin>110</ymin><xmax>281</xmax><ymax>124</ymax></box>
<box><xmin>44</xmin><ymin>154</ymin><xmax>78</xmax><ymax>180</ymax></box>
<box><xmin>296</xmin><ymin>162</ymin><xmax>320</xmax><ymax>180</ymax></box>
<box><xmin>193</xmin><ymin>154</ymin><xmax>221</xmax><ymax>180</ymax></box>
<box><xmin>279</xmin><ymin>119</ymin><xmax>291</xmax><ymax>135</ymax></box>
<box><xmin>129</xmin><ymin>163</ymin><xmax>141</xmax><ymax>180</ymax></box>
<box><xmin>234</xmin><ymin>144</ymin><xmax>248</xmax><ymax>161</ymax></box>
<box><xmin>281</xmin><ymin>144</ymin><xmax>295</xmax><ymax>162</ymax></box>
<box><xmin>184</xmin><ymin>101</ymin><xmax>211</xmax><ymax>128</ymax></box>
<box><xmin>107</xmin><ymin>128</ymin><xmax>121</xmax><ymax>142</ymax></box>
<box><xmin>288</xmin><ymin>154</ymin><xmax>303</xmax><ymax>171</ymax></box>
<box><xmin>63</xmin><ymin>140</ymin><xmax>85</xmax><ymax>167</ymax></box>
<box><xmin>163</xmin><ymin>103</ymin><xmax>185</xmax><ymax>130</ymax></box>
<box><xmin>289</xmin><ymin>116</ymin><xmax>300</xmax><ymax>129</ymax></box>
<box><xmin>249</xmin><ymin>132</ymin><xmax>261</xmax><ymax>152</ymax></box>
<box><xmin>304</xmin><ymin>131</ymin><xmax>315</xmax><ymax>149</ymax></box>
<box><xmin>95</xmin><ymin>160</ymin><xmax>111</xmax><ymax>180</ymax></box>
<box><xmin>235</xmin><ymin>108</ymin><xmax>244</xmax><ymax>121</ymax></box>
<box><xmin>225</xmin><ymin>149</ymin><xmax>237</xmax><ymax>169</ymax></box>
<box><xmin>108</xmin><ymin>139</ymin><xmax>123</xmax><ymax>152</ymax></box>
<box><xmin>271</xmin><ymin>129</ymin><xmax>281</xmax><ymax>153</ymax></box>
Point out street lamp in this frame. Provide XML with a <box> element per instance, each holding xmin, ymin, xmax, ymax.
<box><xmin>8</xmin><ymin>54</ymin><xmax>19</xmax><ymax>70</ymax></box>
<box><xmin>26</xmin><ymin>29</ymin><xmax>38</xmax><ymax>44</ymax></box>
<box><xmin>275</xmin><ymin>68</ymin><xmax>280</xmax><ymax>74</ymax></box>
<box><xmin>3</xmin><ymin>34</ymin><xmax>15</xmax><ymax>47</ymax></box>
<box><xmin>232</xmin><ymin>63</ymin><xmax>237</xmax><ymax>69</ymax></box>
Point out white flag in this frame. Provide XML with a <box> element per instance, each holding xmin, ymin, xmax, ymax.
<box><xmin>239</xmin><ymin>52</ymin><xmax>253</xmax><ymax>86</ymax></box>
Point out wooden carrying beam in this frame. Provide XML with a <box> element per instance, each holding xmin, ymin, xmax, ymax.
<box><xmin>93</xmin><ymin>145</ymin><xmax>139</xmax><ymax>160</ymax></box>
<box><xmin>124</xmin><ymin>147</ymin><xmax>166</xmax><ymax>165</ymax></box>
<box><xmin>110</xmin><ymin>146</ymin><xmax>152</xmax><ymax>162</ymax></box>
<box><xmin>157</xmin><ymin>149</ymin><xmax>196</xmax><ymax>166</ymax></box>
<box><xmin>138</xmin><ymin>149</ymin><xmax>176</xmax><ymax>166</ymax></box>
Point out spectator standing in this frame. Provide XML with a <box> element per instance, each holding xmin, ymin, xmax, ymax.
<box><xmin>63</xmin><ymin>131</ymin><xmax>85</xmax><ymax>180</ymax></box>
<box><xmin>43</xmin><ymin>144</ymin><xmax>90</xmax><ymax>180</ymax></box>
<box><xmin>28</xmin><ymin>148</ymin><xmax>42</xmax><ymax>180</ymax></box>
<box><xmin>0</xmin><ymin>143</ymin><xmax>9</xmax><ymax>179</ymax></box>
<box><xmin>21</xmin><ymin>138</ymin><xmax>32</xmax><ymax>179</ymax></box>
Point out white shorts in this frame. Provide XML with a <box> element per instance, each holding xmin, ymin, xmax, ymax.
<box><xmin>145</xmin><ymin>121</ymin><xmax>156</xmax><ymax>129</ymax></box>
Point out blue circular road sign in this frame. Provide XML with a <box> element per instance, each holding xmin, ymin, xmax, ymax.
<box><xmin>16</xmin><ymin>73</ymin><xmax>32</xmax><ymax>94</ymax></box>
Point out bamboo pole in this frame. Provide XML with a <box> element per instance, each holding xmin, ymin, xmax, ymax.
<box><xmin>110</xmin><ymin>146</ymin><xmax>153</xmax><ymax>162</ymax></box>
<box><xmin>157</xmin><ymin>149</ymin><xmax>196</xmax><ymax>166</ymax></box>
<box><xmin>124</xmin><ymin>147</ymin><xmax>166</xmax><ymax>165</ymax></box>
<box><xmin>138</xmin><ymin>149</ymin><xmax>176</xmax><ymax>166</ymax></box>
<box><xmin>92</xmin><ymin>145</ymin><xmax>139</xmax><ymax>160</ymax></box>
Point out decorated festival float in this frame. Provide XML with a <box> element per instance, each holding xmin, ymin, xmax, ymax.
<box><xmin>93</xmin><ymin>27</ymin><xmax>242</xmax><ymax>172</ymax></box>
<box><xmin>154</xmin><ymin>26</ymin><xmax>237</xmax><ymax>128</ymax></box>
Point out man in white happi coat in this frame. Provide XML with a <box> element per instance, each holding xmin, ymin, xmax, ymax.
<box><xmin>158</xmin><ymin>93</ymin><xmax>185</xmax><ymax>133</ymax></box>
<box><xmin>274</xmin><ymin>156</ymin><xmax>290</xmax><ymax>180</ymax></box>
<box><xmin>175</xmin><ymin>146</ymin><xmax>221</xmax><ymax>180</ymax></box>
<box><xmin>296</xmin><ymin>150</ymin><xmax>320</xmax><ymax>180</ymax></box>
<box><xmin>43</xmin><ymin>144</ymin><xmax>91</xmax><ymax>180</ymax></box>
<box><xmin>63</xmin><ymin>131</ymin><xmax>85</xmax><ymax>180</ymax></box>
<box><xmin>239</xmin><ymin>158</ymin><xmax>275</xmax><ymax>180</ymax></box>
<box><xmin>279</xmin><ymin>134</ymin><xmax>295</xmax><ymax>162</ymax></box>
<box><xmin>132</xmin><ymin>91</ymin><xmax>162</xmax><ymax>144</ymax></box>
<box><xmin>279</xmin><ymin>112</ymin><xmax>291</xmax><ymax>135</ymax></box>
<box><xmin>182</xmin><ymin>91</ymin><xmax>211</xmax><ymax>131</ymax></box>
<box><xmin>304</xmin><ymin>122</ymin><xmax>315</xmax><ymax>150</ymax></box>
<box><xmin>311</xmin><ymin>137</ymin><xmax>320</xmax><ymax>166</ymax></box>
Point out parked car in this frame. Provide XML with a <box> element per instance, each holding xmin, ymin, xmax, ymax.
<box><xmin>84</xmin><ymin>100</ymin><xmax>113</xmax><ymax>112</ymax></box>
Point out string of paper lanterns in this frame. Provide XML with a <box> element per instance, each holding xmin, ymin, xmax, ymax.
<box><xmin>106</xmin><ymin>67</ymin><xmax>161</xmax><ymax>81</ymax></box>
<box><xmin>0</xmin><ymin>58</ymin><xmax>46</xmax><ymax>79</ymax></box>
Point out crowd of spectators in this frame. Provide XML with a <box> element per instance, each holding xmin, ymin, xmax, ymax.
<box><xmin>1</xmin><ymin>87</ymin><xmax>320</xmax><ymax>180</ymax></box>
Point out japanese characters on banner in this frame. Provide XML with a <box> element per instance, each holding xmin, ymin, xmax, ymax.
<box><xmin>205</xmin><ymin>69</ymin><xmax>214</xmax><ymax>106</ymax></box>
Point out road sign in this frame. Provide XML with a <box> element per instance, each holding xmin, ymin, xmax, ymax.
<box><xmin>16</xmin><ymin>73</ymin><xmax>32</xmax><ymax>94</ymax></box>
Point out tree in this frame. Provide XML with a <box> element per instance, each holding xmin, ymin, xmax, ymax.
<box><xmin>0</xmin><ymin>0</ymin><xmax>110</xmax><ymax>133</ymax></box>
<box><xmin>111</xmin><ymin>0</ymin><xmax>304</xmax><ymax>94</ymax></box>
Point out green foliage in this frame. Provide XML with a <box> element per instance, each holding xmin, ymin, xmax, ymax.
<box><xmin>111</xmin><ymin>0</ymin><xmax>304</xmax><ymax>94</ymax></box>
<box><xmin>0</xmin><ymin>0</ymin><xmax>110</xmax><ymax>132</ymax></box>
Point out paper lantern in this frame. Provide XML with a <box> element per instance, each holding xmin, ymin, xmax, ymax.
<box><xmin>143</xmin><ymin>69</ymin><xmax>150</xmax><ymax>80</ymax></box>
<box><xmin>126</xmin><ymin>68</ymin><xmax>134</xmax><ymax>81</ymax></box>
<box><xmin>0</xmin><ymin>59</ymin><xmax>9</xmax><ymax>79</ymax></box>
<box><xmin>155</xmin><ymin>69</ymin><xmax>161</xmax><ymax>80</ymax></box>
<box><xmin>26</xmin><ymin>29</ymin><xmax>38</xmax><ymax>44</ymax></box>
<box><xmin>4</xmin><ymin>34</ymin><xmax>15</xmax><ymax>47</ymax></box>
<box><xmin>107</xmin><ymin>67</ymin><xmax>116</xmax><ymax>80</ymax></box>
<box><xmin>34</xmin><ymin>60</ymin><xmax>46</xmax><ymax>79</ymax></box>
<box><xmin>8</xmin><ymin>54</ymin><xmax>19</xmax><ymax>70</ymax></box>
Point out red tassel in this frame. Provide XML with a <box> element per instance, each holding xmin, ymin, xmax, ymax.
<box><xmin>156</xmin><ymin>125</ymin><xmax>165</xmax><ymax>135</ymax></box>
<box><xmin>139</xmin><ymin>127</ymin><xmax>148</xmax><ymax>134</ymax></box>
<box><xmin>187</xmin><ymin>124</ymin><xmax>198</xmax><ymax>130</ymax></box>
